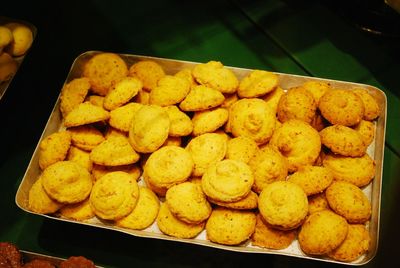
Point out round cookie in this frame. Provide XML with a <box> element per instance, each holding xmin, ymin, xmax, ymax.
<box><xmin>269</xmin><ymin>119</ymin><xmax>321</xmax><ymax>172</ymax></box>
<box><xmin>323</xmin><ymin>153</ymin><xmax>375</xmax><ymax>187</ymax></box>
<box><xmin>192</xmin><ymin>107</ymin><xmax>229</xmax><ymax>136</ymax></box>
<box><xmin>206</xmin><ymin>207</ymin><xmax>256</xmax><ymax>245</ymax></box>
<box><xmin>354</xmin><ymin>120</ymin><xmax>375</xmax><ymax>147</ymax></box>
<box><xmin>320</xmin><ymin>125</ymin><xmax>367</xmax><ymax>157</ymax></box>
<box><xmin>248</xmin><ymin>146</ymin><xmax>288</xmax><ymax>194</ymax></box>
<box><xmin>4</xmin><ymin>22</ymin><xmax>33</xmax><ymax>56</ymax></box>
<box><xmin>328</xmin><ymin>224</ymin><xmax>371</xmax><ymax>262</ymax></box>
<box><xmin>288</xmin><ymin>166</ymin><xmax>333</xmax><ymax>196</ymax></box>
<box><xmin>144</xmin><ymin>146</ymin><xmax>193</xmax><ymax>189</ymax></box>
<box><xmin>251</xmin><ymin>214</ymin><xmax>297</xmax><ymax>250</ymax></box>
<box><xmin>225</xmin><ymin>136</ymin><xmax>259</xmax><ymax>164</ymax></box>
<box><xmin>90</xmin><ymin>136</ymin><xmax>140</xmax><ymax>166</ymax></box>
<box><xmin>352</xmin><ymin>87</ymin><xmax>380</xmax><ymax>121</ymax></box>
<box><xmin>163</xmin><ymin>105</ymin><xmax>193</xmax><ymax>137</ymax></box>
<box><xmin>229</xmin><ymin>98</ymin><xmax>276</xmax><ymax>144</ymax></box>
<box><xmin>109</xmin><ymin>102</ymin><xmax>143</xmax><ymax>132</ymax></box>
<box><xmin>68</xmin><ymin>125</ymin><xmax>105</xmax><ymax>151</ymax></box>
<box><xmin>157</xmin><ymin>202</ymin><xmax>205</xmax><ymax>239</ymax></box>
<box><xmin>298</xmin><ymin>210</ymin><xmax>348</xmax><ymax>255</ymax></box>
<box><xmin>326</xmin><ymin>181</ymin><xmax>371</xmax><ymax>223</ymax></box>
<box><xmin>258</xmin><ymin>181</ymin><xmax>308</xmax><ymax>230</ymax></box>
<box><xmin>39</xmin><ymin>131</ymin><xmax>71</xmax><ymax>170</ymax></box>
<box><xmin>208</xmin><ymin>191</ymin><xmax>258</xmax><ymax>210</ymax></box>
<box><xmin>202</xmin><ymin>159</ymin><xmax>254</xmax><ymax>202</ymax></box>
<box><xmin>128</xmin><ymin>104</ymin><xmax>170</xmax><ymax>153</ymax></box>
<box><xmin>174</xmin><ymin>68</ymin><xmax>197</xmax><ymax>89</ymax></box>
<box><xmin>28</xmin><ymin>176</ymin><xmax>63</xmax><ymax>214</ymax></box>
<box><xmin>277</xmin><ymin>86</ymin><xmax>317</xmax><ymax>124</ymax></box>
<box><xmin>319</xmin><ymin>89</ymin><xmax>364</xmax><ymax>126</ymax></box>
<box><xmin>166</xmin><ymin>182</ymin><xmax>211</xmax><ymax>224</ymax></box>
<box><xmin>129</xmin><ymin>60</ymin><xmax>165</xmax><ymax>92</ymax></box>
<box><xmin>192</xmin><ymin>60</ymin><xmax>239</xmax><ymax>94</ymax></box>
<box><xmin>59</xmin><ymin>198</ymin><xmax>95</xmax><ymax>221</ymax></box>
<box><xmin>60</xmin><ymin>77</ymin><xmax>91</xmax><ymax>117</ymax></box>
<box><xmin>64</xmin><ymin>102</ymin><xmax>110</xmax><ymax>128</ymax></box>
<box><xmin>83</xmin><ymin>53</ymin><xmax>128</xmax><ymax>96</ymax></box>
<box><xmin>301</xmin><ymin>81</ymin><xmax>331</xmax><ymax>104</ymax></box>
<box><xmin>103</xmin><ymin>77</ymin><xmax>142</xmax><ymax>110</ymax></box>
<box><xmin>186</xmin><ymin>133</ymin><xmax>227</xmax><ymax>177</ymax></box>
<box><xmin>116</xmin><ymin>187</ymin><xmax>160</xmax><ymax>230</ymax></box>
<box><xmin>149</xmin><ymin>75</ymin><xmax>191</xmax><ymax>106</ymax></box>
<box><xmin>308</xmin><ymin>193</ymin><xmax>330</xmax><ymax>215</ymax></box>
<box><xmin>90</xmin><ymin>171</ymin><xmax>139</xmax><ymax>220</ymax></box>
<box><xmin>67</xmin><ymin>146</ymin><xmax>93</xmax><ymax>172</ymax></box>
<box><xmin>179</xmin><ymin>85</ymin><xmax>225</xmax><ymax>112</ymax></box>
<box><xmin>41</xmin><ymin>161</ymin><xmax>92</xmax><ymax>204</ymax></box>
<box><xmin>91</xmin><ymin>164</ymin><xmax>141</xmax><ymax>182</ymax></box>
<box><xmin>238</xmin><ymin>70</ymin><xmax>278</xmax><ymax>98</ymax></box>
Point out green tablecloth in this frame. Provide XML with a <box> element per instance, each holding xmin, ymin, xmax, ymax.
<box><xmin>1</xmin><ymin>1</ymin><xmax>399</xmax><ymax>267</ymax></box>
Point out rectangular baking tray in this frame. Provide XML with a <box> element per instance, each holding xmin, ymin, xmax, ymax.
<box><xmin>0</xmin><ymin>16</ymin><xmax>37</xmax><ymax>100</ymax></box>
<box><xmin>15</xmin><ymin>51</ymin><xmax>387</xmax><ymax>266</ymax></box>
<box><xmin>20</xmin><ymin>250</ymin><xmax>103</xmax><ymax>267</ymax></box>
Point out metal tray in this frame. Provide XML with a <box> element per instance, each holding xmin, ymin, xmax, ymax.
<box><xmin>0</xmin><ymin>16</ymin><xmax>37</xmax><ymax>100</ymax></box>
<box><xmin>15</xmin><ymin>51</ymin><xmax>387</xmax><ymax>266</ymax></box>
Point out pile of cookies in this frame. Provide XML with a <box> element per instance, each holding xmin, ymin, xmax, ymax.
<box><xmin>27</xmin><ymin>52</ymin><xmax>380</xmax><ymax>263</ymax></box>
<box><xmin>0</xmin><ymin>22</ymin><xmax>33</xmax><ymax>83</ymax></box>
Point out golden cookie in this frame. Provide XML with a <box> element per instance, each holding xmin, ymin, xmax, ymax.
<box><xmin>67</xmin><ymin>146</ymin><xmax>93</xmax><ymax>172</ymax></box>
<box><xmin>103</xmin><ymin>77</ymin><xmax>142</xmax><ymax>110</ymax></box>
<box><xmin>328</xmin><ymin>224</ymin><xmax>371</xmax><ymax>262</ymax></box>
<box><xmin>277</xmin><ymin>86</ymin><xmax>317</xmax><ymax>124</ymax></box>
<box><xmin>326</xmin><ymin>181</ymin><xmax>371</xmax><ymax>223</ymax></box>
<box><xmin>186</xmin><ymin>133</ymin><xmax>227</xmax><ymax>177</ymax></box>
<box><xmin>109</xmin><ymin>102</ymin><xmax>143</xmax><ymax>132</ymax></box>
<box><xmin>229</xmin><ymin>98</ymin><xmax>276</xmax><ymax>144</ymax></box>
<box><xmin>269</xmin><ymin>119</ymin><xmax>321</xmax><ymax>172</ymax></box>
<box><xmin>308</xmin><ymin>193</ymin><xmax>330</xmax><ymax>215</ymax></box>
<box><xmin>163</xmin><ymin>105</ymin><xmax>193</xmax><ymax>137</ymax></box>
<box><xmin>206</xmin><ymin>207</ymin><xmax>256</xmax><ymax>245</ymax></box>
<box><xmin>64</xmin><ymin>102</ymin><xmax>110</xmax><ymax>128</ymax></box>
<box><xmin>323</xmin><ymin>153</ymin><xmax>375</xmax><ymax>187</ymax></box>
<box><xmin>192</xmin><ymin>60</ymin><xmax>238</xmax><ymax>94</ymax></box>
<box><xmin>59</xmin><ymin>198</ymin><xmax>95</xmax><ymax>221</ymax></box>
<box><xmin>90</xmin><ymin>136</ymin><xmax>140</xmax><ymax>166</ymax></box>
<box><xmin>320</xmin><ymin>125</ymin><xmax>367</xmax><ymax>157</ymax></box>
<box><xmin>116</xmin><ymin>187</ymin><xmax>160</xmax><ymax>230</ymax></box>
<box><xmin>0</xmin><ymin>26</ymin><xmax>13</xmax><ymax>48</ymax></box>
<box><xmin>353</xmin><ymin>88</ymin><xmax>380</xmax><ymax>121</ymax></box>
<box><xmin>90</xmin><ymin>171</ymin><xmax>139</xmax><ymax>220</ymax></box>
<box><xmin>251</xmin><ymin>214</ymin><xmax>297</xmax><ymax>250</ymax></box>
<box><xmin>301</xmin><ymin>81</ymin><xmax>331</xmax><ymax>104</ymax></box>
<box><xmin>192</xmin><ymin>107</ymin><xmax>228</xmax><ymax>136</ymax></box>
<box><xmin>28</xmin><ymin>176</ymin><xmax>63</xmax><ymax>214</ymax></box>
<box><xmin>157</xmin><ymin>202</ymin><xmax>205</xmax><ymax>239</ymax></box>
<box><xmin>319</xmin><ymin>89</ymin><xmax>364</xmax><ymax>126</ymax></box>
<box><xmin>261</xmin><ymin>86</ymin><xmax>284</xmax><ymax>114</ymax></box>
<box><xmin>238</xmin><ymin>70</ymin><xmax>278</xmax><ymax>98</ymax></box>
<box><xmin>68</xmin><ymin>125</ymin><xmax>105</xmax><ymax>151</ymax></box>
<box><xmin>129</xmin><ymin>60</ymin><xmax>165</xmax><ymax>92</ymax></box>
<box><xmin>149</xmin><ymin>75</ymin><xmax>191</xmax><ymax>106</ymax></box>
<box><xmin>354</xmin><ymin>120</ymin><xmax>375</xmax><ymax>147</ymax></box>
<box><xmin>166</xmin><ymin>182</ymin><xmax>211</xmax><ymax>224</ymax></box>
<box><xmin>39</xmin><ymin>131</ymin><xmax>71</xmax><ymax>170</ymax></box>
<box><xmin>60</xmin><ymin>78</ymin><xmax>91</xmax><ymax>117</ymax></box>
<box><xmin>179</xmin><ymin>85</ymin><xmax>225</xmax><ymax>112</ymax></box>
<box><xmin>91</xmin><ymin>164</ymin><xmax>141</xmax><ymax>182</ymax></box>
<box><xmin>144</xmin><ymin>145</ymin><xmax>193</xmax><ymax>189</ymax></box>
<box><xmin>4</xmin><ymin>22</ymin><xmax>33</xmax><ymax>56</ymax></box>
<box><xmin>41</xmin><ymin>161</ymin><xmax>92</xmax><ymax>204</ymax></box>
<box><xmin>248</xmin><ymin>146</ymin><xmax>288</xmax><ymax>193</ymax></box>
<box><xmin>83</xmin><ymin>53</ymin><xmax>128</xmax><ymax>96</ymax></box>
<box><xmin>225</xmin><ymin>136</ymin><xmax>259</xmax><ymax>164</ymax></box>
<box><xmin>128</xmin><ymin>104</ymin><xmax>170</xmax><ymax>153</ymax></box>
<box><xmin>288</xmin><ymin>166</ymin><xmax>333</xmax><ymax>196</ymax></box>
<box><xmin>174</xmin><ymin>68</ymin><xmax>197</xmax><ymax>89</ymax></box>
<box><xmin>202</xmin><ymin>159</ymin><xmax>254</xmax><ymax>202</ymax></box>
<box><xmin>298</xmin><ymin>210</ymin><xmax>348</xmax><ymax>255</ymax></box>
<box><xmin>258</xmin><ymin>181</ymin><xmax>308</xmax><ymax>230</ymax></box>
<box><xmin>208</xmin><ymin>191</ymin><xmax>258</xmax><ymax>210</ymax></box>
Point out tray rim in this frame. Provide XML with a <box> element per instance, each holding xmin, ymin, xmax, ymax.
<box><xmin>15</xmin><ymin>50</ymin><xmax>387</xmax><ymax>266</ymax></box>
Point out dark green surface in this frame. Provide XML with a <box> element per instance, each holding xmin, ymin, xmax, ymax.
<box><xmin>1</xmin><ymin>0</ymin><xmax>400</xmax><ymax>267</ymax></box>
